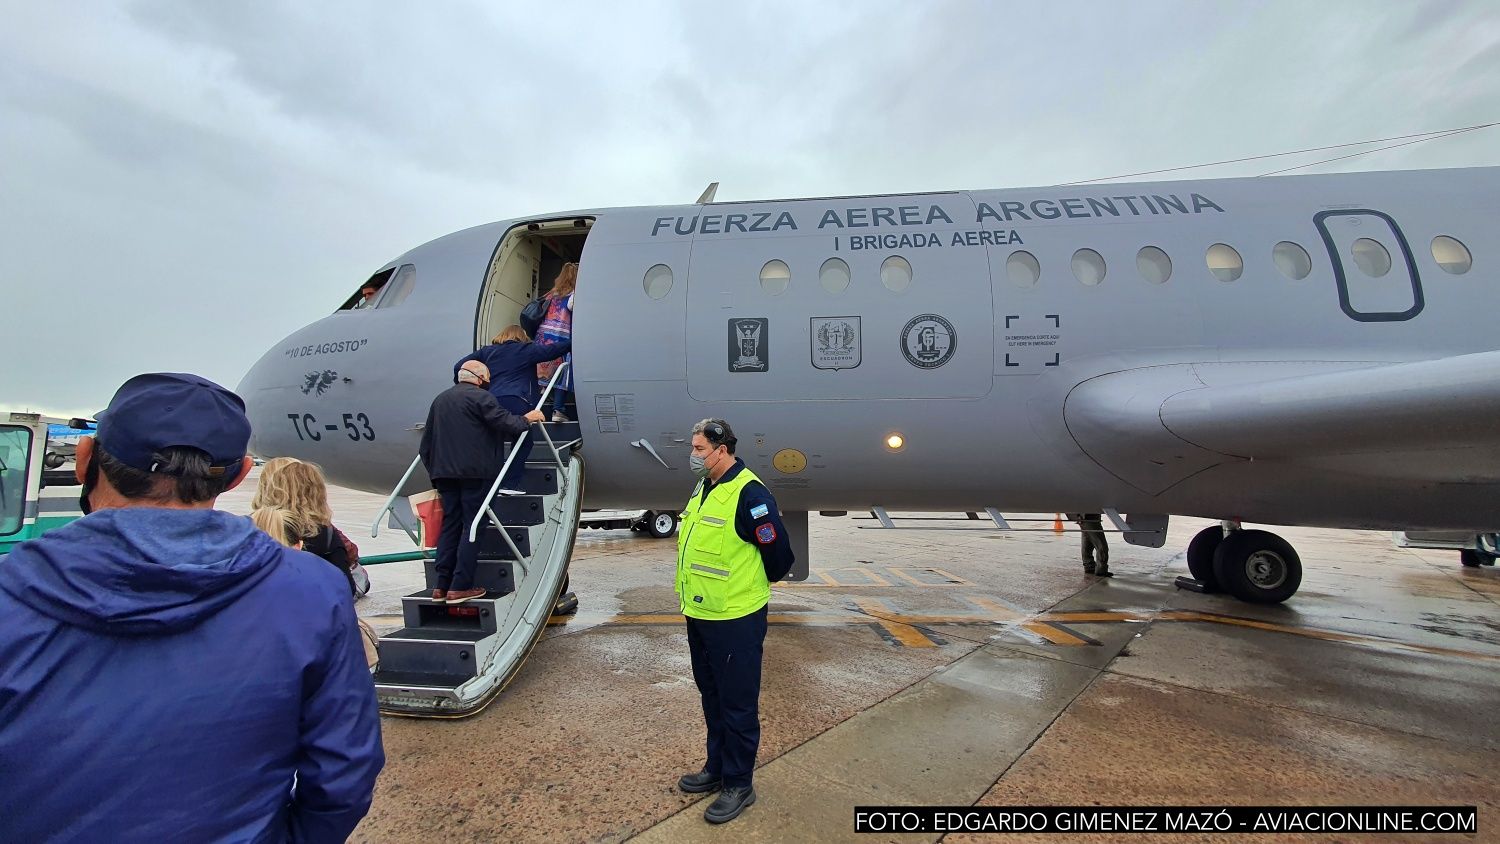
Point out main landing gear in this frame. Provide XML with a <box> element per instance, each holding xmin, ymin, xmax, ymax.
<box><xmin>1179</xmin><ymin>522</ymin><xmax>1303</xmax><ymax>604</ymax></box>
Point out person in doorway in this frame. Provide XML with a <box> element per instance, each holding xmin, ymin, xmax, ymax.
<box><xmin>1067</xmin><ymin>513</ymin><xmax>1112</xmax><ymax>577</ymax></box>
<box><xmin>0</xmin><ymin>373</ymin><xmax>382</xmax><ymax>842</ymax></box>
<box><xmin>535</xmin><ymin>262</ymin><xmax>577</xmax><ymax>422</ymax></box>
<box><xmin>674</xmin><ymin>418</ymin><xmax>794</xmax><ymax>824</ymax></box>
<box><xmin>419</xmin><ymin>360</ymin><xmax>544</xmax><ymax>604</ymax></box>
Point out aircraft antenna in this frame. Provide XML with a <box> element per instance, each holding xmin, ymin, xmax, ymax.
<box><xmin>696</xmin><ymin>182</ymin><xmax>720</xmax><ymax>204</ymax></box>
<box><xmin>1061</xmin><ymin>121</ymin><xmax>1497</xmax><ymax>185</ymax></box>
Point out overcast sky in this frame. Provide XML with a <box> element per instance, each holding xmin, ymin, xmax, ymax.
<box><xmin>3</xmin><ymin>0</ymin><xmax>1497</xmax><ymax>417</ymax></box>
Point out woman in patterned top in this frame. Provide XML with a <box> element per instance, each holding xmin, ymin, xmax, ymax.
<box><xmin>535</xmin><ymin>262</ymin><xmax>577</xmax><ymax>422</ymax></box>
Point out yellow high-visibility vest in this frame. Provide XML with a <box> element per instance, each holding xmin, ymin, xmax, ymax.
<box><xmin>676</xmin><ymin>467</ymin><xmax>772</xmax><ymax>621</ymax></box>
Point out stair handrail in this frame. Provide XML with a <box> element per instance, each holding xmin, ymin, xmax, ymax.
<box><xmin>370</xmin><ymin>453</ymin><xmax>426</xmax><ymax>545</ymax></box>
<box><xmin>468</xmin><ymin>361</ymin><xmax>572</xmax><ymax>549</ymax></box>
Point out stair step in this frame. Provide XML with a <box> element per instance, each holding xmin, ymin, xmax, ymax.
<box><xmin>402</xmin><ymin>589</ymin><xmax>511</xmax><ymax>632</ymax></box>
<box><xmin>541</xmin><ymin>421</ymin><xmax>582</xmax><ymax>441</ymax></box>
<box><xmin>378</xmin><ymin>636</ymin><xmax>490</xmax><ymax>676</ymax></box>
<box><xmin>483</xmin><ymin>494</ymin><xmax>548</xmax><ymax>526</ymax></box>
<box><xmin>373</xmin><ymin>669</ymin><xmax>473</xmax><ymax>692</ymax></box>
<box><xmin>383</xmin><ymin>628</ymin><xmax>489</xmax><ymax>643</ymax></box>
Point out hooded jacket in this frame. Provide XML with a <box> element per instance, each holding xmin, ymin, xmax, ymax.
<box><xmin>0</xmin><ymin>508</ymin><xmax>384</xmax><ymax>844</ymax></box>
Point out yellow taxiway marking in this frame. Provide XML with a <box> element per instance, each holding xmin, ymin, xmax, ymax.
<box><xmin>1020</xmin><ymin>621</ymin><xmax>1093</xmax><ymax>646</ymax></box>
<box><xmin>850</xmin><ymin>597</ymin><xmax>939</xmax><ymax>648</ymax></box>
<box><xmin>780</xmin><ymin>566</ymin><xmax>969</xmax><ymax>588</ymax></box>
<box><xmin>537</xmin><ymin>605</ymin><xmax>1500</xmax><ymax>661</ymax></box>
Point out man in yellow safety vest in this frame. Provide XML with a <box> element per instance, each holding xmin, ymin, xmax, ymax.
<box><xmin>674</xmin><ymin>418</ymin><xmax>795</xmax><ymax>824</ymax></box>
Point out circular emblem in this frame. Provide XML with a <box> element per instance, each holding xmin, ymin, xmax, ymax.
<box><xmin>900</xmin><ymin>314</ymin><xmax>957</xmax><ymax>369</ymax></box>
<box><xmin>772</xmin><ymin>448</ymin><xmax>807</xmax><ymax>475</ymax></box>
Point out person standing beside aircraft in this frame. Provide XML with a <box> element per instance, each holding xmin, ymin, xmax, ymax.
<box><xmin>675</xmin><ymin>418</ymin><xmax>794</xmax><ymax>824</ymax></box>
<box><xmin>1067</xmin><ymin>513</ymin><xmax>1112</xmax><ymax>577</ymax></box>
<box><xmin>0</xmin><ymin>373</ymin><xmax>383</xmax><ymax>843</ymax></box>
<box><xmin>535</xmin><ymin>262</ymin><xmax>577</xmax><ymax>422</ymax></box>
<box><xmin>420</xmin><ymin>360</ymin><xmax>545</xmax><ymax>604</ymax></box>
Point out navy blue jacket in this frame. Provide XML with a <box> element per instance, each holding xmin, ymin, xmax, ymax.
<box><xmin>0</xmin><ymin>508</ymin><xmax>384</xmax><ymax>843</ymax></box>
<box><xmin>456</xmin><ymin>339</ymin><xmax>571</xmax><ymax>407</ymax></box>
<box><xmin>697</xmin><ymin>458</ymin><xmax>796</xmax><ymax>582</ymax></box>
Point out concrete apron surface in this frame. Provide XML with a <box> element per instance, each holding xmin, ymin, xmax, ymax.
<box><xmin>219</xmin><ymin>480</ymin><xmax>1500</xmax><ymax>842</ymax></box>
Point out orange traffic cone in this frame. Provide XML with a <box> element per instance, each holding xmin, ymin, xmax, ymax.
<box><xmin>1053</xmin><ymin>514</ymin><xmax>1065</xmax><ymax>534</ymax></box>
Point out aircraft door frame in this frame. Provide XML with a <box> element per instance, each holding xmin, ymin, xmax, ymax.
<box><xmin>1313</xmin><ymin>209</ymin><xmax>1423</xmax><ymax>323</ymax></box>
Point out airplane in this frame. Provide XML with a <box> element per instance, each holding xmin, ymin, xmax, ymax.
<box><xmin>237</xmin><ymin>166</ymin><xmax>1499</xmax><ymax>715</ymax></box>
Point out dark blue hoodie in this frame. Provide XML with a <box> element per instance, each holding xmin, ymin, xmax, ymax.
<box><xmin>0</xmin><ymin>508</ymin><xmax>384</xmax><ymax>843</ymax></box>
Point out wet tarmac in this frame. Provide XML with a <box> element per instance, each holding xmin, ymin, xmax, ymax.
<box><xmin>218</xmin><ymin>477</ymin><xmax>1500</xmax><ymax>842</ymax></box>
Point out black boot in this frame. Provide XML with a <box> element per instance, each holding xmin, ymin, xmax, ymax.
<box><xmin>552</xmin><ymin>592</ymin><xmax>579</xmax><ymax>616</ymax></box>
<box><xmin>677</xmin><ymin>769</ymin><xmax>721</xmax><ymax>794</ymax></box>
<box><xmin>704</xmin><ymin>786</ymin><xmax>756</xmax><ymax>823</ymax></box>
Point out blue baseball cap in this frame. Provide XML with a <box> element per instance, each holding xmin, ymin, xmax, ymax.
<box><xmin>95</xmin><ymin>373</ymin><xmax>252</xmax><ymax>482</ymax></box>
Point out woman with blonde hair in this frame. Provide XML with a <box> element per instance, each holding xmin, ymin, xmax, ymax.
<box><xmin>251</xmin><ymin>458</ymin><xmax>358</xmax><ymax>594</ymax></box>
<box><xmin>252</xmin><ymin>502</ymin><xmax>380</xmax><ymax>671</ymax></box>
<box><xmin>534</xmin><ymin>262</ymin><xmax>576</xmax><ymax>422</ymax></box>
<box><xmin>453</xmin><ymin>322</ymin><xmax>570</xmax><ymax>494</ymax></box>
<box><xmin>250</xmin><ymin>506</ymin><xmax>305</xmax><ymax>549</ymax></box>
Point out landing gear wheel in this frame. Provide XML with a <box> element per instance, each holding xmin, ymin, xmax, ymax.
<box><xmin>1186</xmin><ymin>526</ymin><xmax>1225</xmax><ymax>591</ymax></box>
<box><xmin>1460</xmin><ymin>549</ymin><xmax>1484</xmax><ymax>568</ymax></box>
<box><xmin>1212</xmin><ymin>529</ymin><xmax>1302</xmax><ymax>604</ymax></box>
<box><xmin>646</xmin><ymin>510</ymin><xmax>678</xmax><ymax>539</ymax></box>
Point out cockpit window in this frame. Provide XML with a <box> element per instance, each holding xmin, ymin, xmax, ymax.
<box><xmin>341</xmin><ymin>268</ymin><xmax>393</xmax><ymax>311</ymax></box>
<box><xmin>376</xmin><ymin>265</ymin><xmax>416</xmax><ymax>308</ymax></box>
<box><xmin>339</xmin><ymin>264</ymin><xmax>415</xmax><ymax>311</ymax></box>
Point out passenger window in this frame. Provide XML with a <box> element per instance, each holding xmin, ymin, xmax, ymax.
<box><xmin>643</xmin><ymin>264</ymin><xmax>674</xmax><ymax>299</ymax></box>
<box><xmin>1071</xmin><ymin>248</ymin><xmax>1106</xmax><ymax>286</ymax></box>
<box><xmin>1272</xmin><ymin>242</ymin><xmax>1312</xmax><ymax>280</ymax></box>
<box><xmin>1007</xmin><ymin>251</ymin><xmax>1040</xmax><ymax>288</ymax></box>
<box><xmin>375</xmin><ymin>264</ymin><xmax>416</xmax><ymax>308</ymax></box>
<box><xmin>760</xmin><ymin>260</ymin><xmax>791</xmax><ymax>296</ymax></box>
<box><xmin>880</xmin><ymin>256</ymin><xmax>912</xmax><ymax>292</ymax></box>
<box><xmin>819</xmin><ymin>258</ymin><xmax>851</xmax><ymax>293</ymax></box>
<box><xmin>1431</xmin><ymin>236</ymin><xmax>1472</xmax><ymax>275</ymax></box>
<box><xmin>0</xmin><ymin>426</ymin><xmax>32</xmax><ymax>537</ymax></box>
<box><xmin>1206</xmin><ymin>243</ymin><xmax>1243</xmax><ymax>282</ymax></box>
<box><xmin>1136</xmin><ymin>246</ymin><xmax>1172</xmax><ymax>284</ymax></box>
<box><xmin>1351</xmin><ymin>238</ymin><xmax>1391</xmax><ymax>278</ymax></box>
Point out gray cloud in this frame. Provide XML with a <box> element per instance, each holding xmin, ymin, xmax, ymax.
<box><xmin>1</xmin><ymin>0</ymin><xmax>1496</xmax><ymax>416</ymax></box>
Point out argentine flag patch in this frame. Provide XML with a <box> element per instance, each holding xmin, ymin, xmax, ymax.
<box><xmin>750</xmin><ymin>504</ymin><xmax>770</xmax><ymax>519</ymax></box>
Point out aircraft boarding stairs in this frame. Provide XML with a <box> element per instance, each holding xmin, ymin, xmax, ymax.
<box><xmin>369</xmin><ymin>366</ymin><xmax>584</xmax><ymax>718</ymax></box>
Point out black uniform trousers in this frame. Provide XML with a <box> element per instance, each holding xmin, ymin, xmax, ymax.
<box><xmin>434</xmin><ymin>478</ymin><xmax>490</xmax><ymax>591</ymax></box>
<box><xmin>686</xmin><ymin>604</ymin><xmax>768</xmax><ymax>789</ymax></box>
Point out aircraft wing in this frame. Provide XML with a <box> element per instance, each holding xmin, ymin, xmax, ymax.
<box><xmin>1064</xmin><ymin>349</ymin><xmax>1500</xmax><ymax>494</ymax></box>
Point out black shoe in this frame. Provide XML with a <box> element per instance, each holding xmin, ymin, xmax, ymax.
<box><xmin>1094</xmin><ymin>566</ymin><xmax>1114</xmax><ymax>578</ymax></box>
<box><xmin>552</xmin><ymin>592</ymin><xmax>579</xmax><ymax>616</ymax></box>
<box><xmin>1083</xmin><ymin>563</ymin><xmax>1096</xmax><ymax>575</ymax></box>
<box><xmin>677</xmin><ymin>769</ymin><xmax>721</xmax><ymax>794</ymax></box>
<box><xmin>704</xmin><ymin>786</ymin><xmax>756</xmax><ymax>823</ymax></box>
